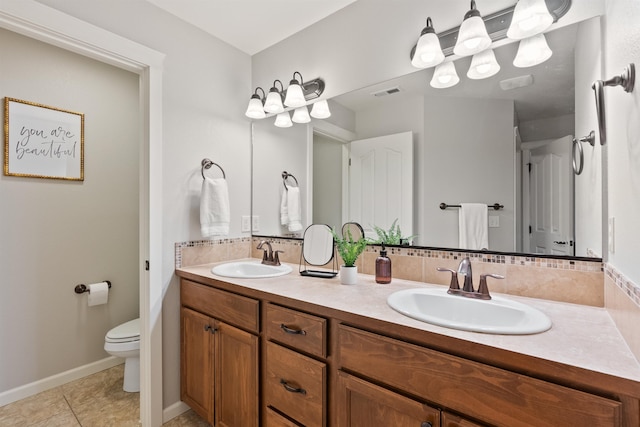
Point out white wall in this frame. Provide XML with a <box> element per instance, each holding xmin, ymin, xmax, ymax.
<box><xmin>23</xmin><ymin>0</ymin><xmax>252</xmax><ymax>409</ymax></box>
<box><xmin>574</xmin><ymin>17</ymin><xmax>603</xmax><ymax>257</ymax></box>
<box><xmin>603</xmin><ymin>0</ymin><xmax>640</xmax><ymax>284</ymax></box>
<box><xmin>0</xmin><ymin>28</ymin><xmax>139</xmax><ymax>392</ymax></box>
<box><xmin>313</xmin><ymin>133</ymin><xmax>343</xmax><ymax>230</ymax></box>
<box><xmin>423</xmin><ymin>97</ymin><xmax>515</xmax><ymax>251</ymax></box>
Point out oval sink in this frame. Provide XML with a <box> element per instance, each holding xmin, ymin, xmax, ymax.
<box><xmin>211</xmin><ymin>261</ymin><xmax>292</xmax><ymax>279</ymax></box>
<box><xmin>387</xmin><ymin>287</ymin><xmax>552</xmax><ymax>335</ymax></box>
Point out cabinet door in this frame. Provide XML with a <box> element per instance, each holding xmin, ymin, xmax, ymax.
<box><xmin>215</xmin><ymin>321</ymin><xmax>259</xmax><ymax>427</ymax></box>
<box><xmin>336</xmin><ymin>371</ymin><xmax>440</xmax><ymax>427</ymax></box>
<box><xmin>442</xmin><ymin>411</ymin><xmax>486</xmax><ymax>427</ymax></box>
<box><xmin>181</xmin><ymin>307</ymin><xmax>214</xmax><ymax>425</ymax></box>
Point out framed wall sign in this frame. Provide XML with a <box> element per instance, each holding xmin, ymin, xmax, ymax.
<box><xmin>3</xmin><ymin>97</ymin><xmax>84</xmax><ymax>181</ymax></box>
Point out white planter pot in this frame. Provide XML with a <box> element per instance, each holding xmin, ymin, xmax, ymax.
<box><xmin>339</xmin><ymin>265</ymin><xmax>358</xmax><ymax>285</ymax></box>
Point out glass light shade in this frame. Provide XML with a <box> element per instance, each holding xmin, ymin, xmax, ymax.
<box><xmin>430</xmin><ymin>62</ymin><xmax>460</xmax><ymax>89</ymax></box>
<box><xmin>513</xmin><ymin>33</ymin><xmax>552</xmax><ymax>67</ymax></box>
<box><xmin>292</xmin><ymin>106</ymin><xmax>311</xmax><ymax>123</ymax></box>
<box><xmin>284</xmin><ymin>81</ymin><xmax>306</xmax><ymax>108</ymax></box>
<box><xmin>467</xmin><ymin>49</ymin><xmax>501</xmax><ymax>79</ymax></box>
<box><xmin>507</xmin><ymin>0</ymin><xmax>553</xmax><ymax>40</ymax></box>
<box><xmin>245</xmin><ymin>96</ymin><xmax>265</xmax><ymax>119</ymax></box>
<box><xmin>454</xmin><ymin>15</ymin><xmax>492</xmax><ymax>56</ymax></box>
<box><xmin>411</xmin><ymin>18</ymin><xmax>444</xmax><ymax>69</ymax></box>
<box><xmin>310</xmin><ymin>99</ymin><xmax>331</xmax><ymax>119</ymax></box>
<box><xmin>274</xmin><ymin>111</ymin><xmax>293</xmax><ymax>128</ymax></box>
<box><xmin>264</xmin><ymin>89</ymin><xmax>284</xmax><ymax>114</ymax></box>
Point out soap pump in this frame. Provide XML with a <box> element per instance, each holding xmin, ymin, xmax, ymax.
<box><xmin>375</xmin><ymin>244</ymin><xmax>392</xmax><ymax>284</ymax></box>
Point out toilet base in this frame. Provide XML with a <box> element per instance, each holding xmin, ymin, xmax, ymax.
<box><xmin>123</xmin><ymin>356</ymin><xmax>140</xmax><ymax>393</ymax></box>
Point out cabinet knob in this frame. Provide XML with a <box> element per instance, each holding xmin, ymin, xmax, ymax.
<box><xmin>421</xmin><ymin>422</ymin><xmax>432</xmax><ymax>427</ymax></box>
<box><xmin>204</xmin><ymin>324</ymin><xmax>217</xmax><ymax>333</ymax></box>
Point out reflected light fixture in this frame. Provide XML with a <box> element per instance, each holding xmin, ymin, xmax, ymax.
<box><xmin>467</xmin><ymin>49</ymin><xmax>500</xmax><ymax>79</ymax></box>
<box><xmin>430</xmin><ymin>62</ymin><xmax>460</xmax><ymax>89</ymax></box>
<box><xmin>513</xmin><ymin>33</ymin><xmax>552</xmax><ymax>67</ymax></box>
<box><xmin>310</xmin><ymin>99</ymin><xmax>331</xmax><ymax>119</ymax></box>
<box><xmin>284</xmin><ymin>72</ymin><xmax>306</xmax><ymax>108</ymax></box>
<box><xmin>453</xmin><ymin>0</ymin><xmax>492</xmax><ymax>56</ymax></box>
<box><xmin>274</xmin><ymin>111</ymin><xmax>293</xmax><ymax>128</ymax></box>
<box><xmin>264</xmin><ymin>80</ymin><xmax>285</xmax><ymax>114</ymax></box>
<box><xmin>245</xmin><ymin>87</ymin><xmax>266</xmax><ymax>119</ymax></box>
<box><xmin>507</xmin><ymin>0</ymin><xmax>553</xmax><ymax>40</ymax></box>
<box><xmin>411</xmin><ymin>17</ymin><xmax>445</xmax><ymax>69</ymax></box>
<box><xmin>292</xmin><ymin>106</ymin><xmax>311</xmax><ymax>123</ymax></box>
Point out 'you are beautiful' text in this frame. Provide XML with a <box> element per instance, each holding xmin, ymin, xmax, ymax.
<box><xmin>15</xmin><ymin>125</ymin><xmax>77</xmax><ymax>160</ymax></box>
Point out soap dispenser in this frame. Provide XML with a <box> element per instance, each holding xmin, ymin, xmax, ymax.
<box><xmin>375</xmin><ymin>244</ymin><xmax>392</xmax><ymax>284</ymax></box>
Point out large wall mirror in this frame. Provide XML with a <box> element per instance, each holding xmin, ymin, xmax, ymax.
<box><xmin>252</xmin><ymin>16</ymin><xmax>603</xmax><ymax>260</ymax></box>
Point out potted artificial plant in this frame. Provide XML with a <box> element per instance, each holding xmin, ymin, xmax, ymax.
<box><xmin>371</xmin><ymin>218</ymin><xmax>416</xmax><ymax>246</ymax></box>
<box><xmin>331</xmin><ymin>227</ymin><xmax>368</xmax><ymax>285</ymax></box>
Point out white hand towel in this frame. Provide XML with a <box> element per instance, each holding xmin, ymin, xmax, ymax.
<box><xmin>200</xmin><ymin>177</ymin><xmax>230</xmax><ymax>237</ymax></box>
<box><xmin>286</xmin><ymin>187</ymin><xmax>302</xmax><ymax>232</ymax></box>
<box><xmin>280</xmin><ymin>189</ymin><xmax>289</xmax><ymax>226</ymax></box>
<box><xmin>459</xmin><ymin>203</ymin><xmax>488</xmax><ymax>250</ymax></box>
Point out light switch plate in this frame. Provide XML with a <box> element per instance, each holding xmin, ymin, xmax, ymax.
<box><xmin>488</xmin><ymin>215</ymin><xmax>500</xmax><ymax>228</ymax></box>
<box><xmin>252</xmin><ymin>215</ymin><xmax>260</xmax><ymax>232</ymax></box>
<box><xmin>241</xmin><ymin>215</ymin><xmax>250</xmax><ymax>232</ymax></box>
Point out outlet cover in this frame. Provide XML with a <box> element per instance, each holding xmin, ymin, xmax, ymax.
<box><xmin>608</xmin><ymin>217</ymin><xmax>615</xmax><ymax>253</ymax></box>
<box><xmin>488</xmin><ymin>215</ymin><xmax>500</xmax><ymax>228</ymax></box>
<box><xmin>241</xmin><ymin>215</ymin><xmax>250</xmax><ymax>232</ymax></box>
<box><xmin>252</xmin><ymin>215</ymin><xmax>260</xmax><ymax>232</ymax></box>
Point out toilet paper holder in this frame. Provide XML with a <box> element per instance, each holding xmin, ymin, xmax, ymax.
<box><xmin>74</xmin><ymin>280</ymin><xmax>112</xmax><ymax>294</ymax></box>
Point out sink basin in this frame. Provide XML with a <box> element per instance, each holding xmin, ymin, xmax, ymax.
<box><xmin>387</xmin><ymin>287</ymin><xmax>552</xmax><ymax>335</ymax></box>
<box><xmin>211</xmin><ymin>261</ymin><xmax>292</xmax><ymax>279</ymax></box>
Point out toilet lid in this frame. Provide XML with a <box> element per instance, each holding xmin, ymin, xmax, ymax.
<box><xmin>106</xmin><ymin>318</ymin><xmax>140</xmax><ymax>341</ymax></box>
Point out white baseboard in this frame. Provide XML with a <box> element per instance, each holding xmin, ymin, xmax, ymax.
<box><xmin>0</xmin><ymin>356</ymin><xmax>123</xmax><ymax>407</ymax></box>
<box><xmin>163</xmin><ymin>400</ymin><xmax>191</xmax><ymax>423</ymax></box>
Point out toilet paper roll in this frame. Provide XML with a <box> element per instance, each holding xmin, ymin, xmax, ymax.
<box><xmin>87</xmin><ymin>282</ymin><xmax>109</xmax><ymax>306</ymax></box>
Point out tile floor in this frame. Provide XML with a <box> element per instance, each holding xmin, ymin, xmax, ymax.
<box><xmin>0</xmin><ymin>365</ymin><xmax>209</xmax><ymax>426</ymax></box>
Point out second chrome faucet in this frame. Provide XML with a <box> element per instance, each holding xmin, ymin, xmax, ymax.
<box><xmin>437</xmin><ymin>257</ymin><xmax>503</xmax><ymax>300</ymax></box>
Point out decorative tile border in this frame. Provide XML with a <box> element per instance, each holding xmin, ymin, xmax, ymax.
<box><xmin>605</xmin><ymin>263</ymin><xmax>640</xmax><ymax>307</ymax></box>
<box><xmin>175</xmin><ymin>237</ymin><xmax>251</xmax><ymax>268</ymax></box>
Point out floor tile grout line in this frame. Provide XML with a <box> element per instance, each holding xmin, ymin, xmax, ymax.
<box><xmin>63</xmin><ymin>394</ymin><xmax>83</xmax><ymax>426</ymax></box>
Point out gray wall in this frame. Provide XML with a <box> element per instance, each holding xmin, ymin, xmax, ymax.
<box><xmin>0</xmin><ymin>28</ymin><xmax>139</xmax><ymax>392</ymax></box>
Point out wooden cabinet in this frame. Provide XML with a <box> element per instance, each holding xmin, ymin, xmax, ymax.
<box><xmin>180</xmin><ymin>280</ymin><xmax>259</xmax><ymax>426</ymax></box>
<box><xmin>336</xmin><ymin>370</ymin><xmax>440</xmax><ymax>427</ymax></box>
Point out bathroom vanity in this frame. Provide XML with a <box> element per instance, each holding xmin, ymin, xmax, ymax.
<box><xmin>176</xmin><ymin>262</ymin><xmax>640</xmax><ymax>427</ymax></box>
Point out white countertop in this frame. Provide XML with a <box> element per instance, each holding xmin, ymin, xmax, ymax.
<box><xmin>177</xmin><ymin>260</ymin><xmax>640</xmax><ymax>385</ymax></box>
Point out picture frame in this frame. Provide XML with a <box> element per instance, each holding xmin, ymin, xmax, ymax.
<box><xmin>3</xmin><ymin>97</ymin><xmax>84</xmax><ymax>181</ymax></box>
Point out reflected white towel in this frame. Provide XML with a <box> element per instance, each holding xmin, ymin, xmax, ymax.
<box><xmin>200</xmin><ymin>177</ymin><xmax>230</xmax><ymax>237</ymax></box>
<box><xmin>459</xmin><ymin>203</ymin><xmax>488</xmax><ymax>250</ymax></box>
<box><xmin>280</xmin><ymin>189</ymin><xmax>289</xmax><ymax>226</ymax></box>
<box><xmin>286</xmin><ymin>187</ymin><xmax>302</xmax><ymax>232</ymax></box>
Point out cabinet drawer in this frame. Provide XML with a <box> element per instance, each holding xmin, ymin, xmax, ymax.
<box><xmin>265</xmin><ymin>407</ymin><xmax>303</xmax><ymax>427</ymax></box>
<box><xmin>265</xmin><ymin>341</ymin><xmax>326</xmax><ymax>427</ymax></box>
<box><xmin>180</xmin><ymin>279</ymin><xmax>259</xmax><ymax>333</ymax></box>
<box><xmin>266</xmin><ymin>304</ymin><xmax>327</xmax><ymax>358</ymax></box>
<box><xmin>338</xmin><ymin>324</ymin><xmax>621</xmax><ymax>427</ymax></box>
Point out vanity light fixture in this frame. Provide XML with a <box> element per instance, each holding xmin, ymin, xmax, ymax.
<box><xmin>513</xmin><ymin>33</ymin><xmax>553</xmax><ymax>67</ymax></box>
<box><xmin>310</xmin><ymin>99</ymin><xmax>331</xmax><ymax>119</ymax></box>
<box><xmin>467</xmin><ymin>48</ymin><xmax>501</xmax><ymax>79</ymax></box>
<box><xmin>264</xmin><ymin>80</ymin><xmax>285</xmax><ymax>114</ymax></box>
<box><xmin>507</xmin><ymin>0</ymin><xmax>554</xmax><ymax>40</ymax></box>
<box><xmin>453</xmin><ymin>1</ymin><xmax>492</xmax><ymax>57</ymax></box>
<box><xmin>284</xmin><ymin>72</ymin><xmax>307</xmax><ymax>108</ymax></box>
<box><xmin>274</xmin><ymin>111</ymin><xmax>293</xmax><ymax>128</ymax></box>
<box><xmin>430</xmin><ymin>61</ymin><xmax>460</xmax><ymax>89</ymax></box>
<box><xmin>411</xmin><ymin>17</ymin><xmax>445</xmax><ymax>69</ymax></box>
<box><xmin>292</xmin><ymin>106</ymin><xmax>311</xmax><ymax>123</ymax></box>
<box><xmin>245</xmin><ymin>87</ymin><xmax>266</xmax><ymax>119</ymax></box>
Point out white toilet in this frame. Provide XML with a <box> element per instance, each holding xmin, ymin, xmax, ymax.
<box><xmin>104</xmin><ymin>318</ymin><xmax>140</xmax><ymax>392</ymax></box>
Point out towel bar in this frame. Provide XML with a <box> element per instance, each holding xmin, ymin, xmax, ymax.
<box><xmin>201</xmin><ymin>158</ymin><xmax>226</xmax><ymax>179</ymax></box>
<box><xmin>440</xmin><ymin>203</ymin><xmax>503</xmax><ymax>210</ymax></box>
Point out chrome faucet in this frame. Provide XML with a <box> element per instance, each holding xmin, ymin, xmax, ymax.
<box><xmin>437</xmin><ymin>257</ymin><xmax>503</xmax><ymax>300</ymax></box>
<box><xmin>257</xmin><ymin>240</ymin><xmax>282</xmax><ymax>266</ymax></box>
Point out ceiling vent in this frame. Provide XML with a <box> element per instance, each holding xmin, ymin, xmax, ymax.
<box><xmin>499</xmin><ymin>74</ymin><xmax>534</xmax><ymax>91</ymax></box>
<box><xmin>371</xmin><ymin>86</ymin><xmax>401</xmax><ymax>97</ymax></box>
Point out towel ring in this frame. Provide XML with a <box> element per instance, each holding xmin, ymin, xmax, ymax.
<box><xmin>572</xmin><ymin>131</ymin><xmax>596</xmax><ymax>175</ymax></box>
<box><xmin>201</xmin><ymin>158</ymin><xmax>226</xmax><ymax>180</ymax></box>
<box><xmin>282</xmin><ymin>171</ymin><xmax>298</xmax><ymax>191</ymax></box>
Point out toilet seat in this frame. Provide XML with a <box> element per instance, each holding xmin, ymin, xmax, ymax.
<box><xmin>105</xmin><ymin>318</ymin><xmax>140</xmax><ymax>343</ymax></box>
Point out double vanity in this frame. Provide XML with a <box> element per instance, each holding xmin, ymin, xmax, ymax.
<box><xmin>176</xmin><ymin>259</ymin><xmax>640</xmax><ymax>426</ymax></box>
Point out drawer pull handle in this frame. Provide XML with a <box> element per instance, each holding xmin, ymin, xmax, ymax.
<box><xmin>280</xmin><ymin>379</ymin><xmax>306</xmax><ymax>395</ymax></box>
<box><xmin>421</xmin><ymin>423</ymin><xmax>432</xmax><ymax>427</ymax></box>
<box><xmin>280</xmin><ymin>323</ymin><xmax>307</xmax><ymax>336</ymax></box>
